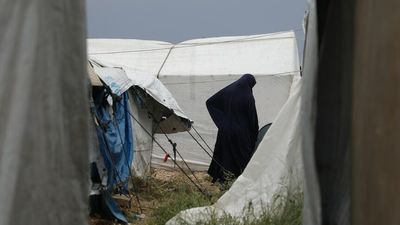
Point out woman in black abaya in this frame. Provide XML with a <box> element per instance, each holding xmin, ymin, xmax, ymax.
<box><xmin>206</xmin><ymin>74</ymin><xmax>259</xmax><ymax>182</ymax></box>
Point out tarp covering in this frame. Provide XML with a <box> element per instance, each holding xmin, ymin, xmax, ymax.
<box><xmin>0</xmin><ymin>1</ymin><xmax>88</xmax><ymax>225</ymax></box>
<box><xmin>88</xmin><ymin>60</ymin><xmax>192</xmax><ymax>134</ymax></box>
<box><xmin>167</xmin><ymin>74</ymin><xmax>303</xmax><ymax>224</ymax></box>
<box><xmin>92</xmin><ymin>91</ymin><xmax>134</xmax><ymax>190</ymax></box>
<box><xmin>93</xmin><ymin>66</ymin><xmax>133</xmax><ymax>96</ymax></box>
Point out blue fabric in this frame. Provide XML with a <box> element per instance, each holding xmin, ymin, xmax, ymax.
<box><xmin>90</xmin><ymin>90</ymin><xmax>134</xmax><ymax>223</ymax></box>
<box><xmin>94</xmin><ymin>92</ymin><xmax>134</xmax><ymax>191</ymax></box>
<box><xmin>102</xmin><ymin>191</ymin><xmax>129</xmax><ymax>224</ymax></box>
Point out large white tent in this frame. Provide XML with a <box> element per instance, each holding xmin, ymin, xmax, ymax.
<box><xmin>88</xmin><ymin>30</ymin><xmax>300</xmax><ymax>171</ymax></box>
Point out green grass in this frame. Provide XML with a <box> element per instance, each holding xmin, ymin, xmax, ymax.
<box><xmin>146</xmin><ymin>179</ymin><xmax>220</xmax><ymax>225</ymax></box>
<box><xmin>174</xmin><ymin>190</ymin><xmax>304</xmax><ymax>225</ymax></box>
<box><xmin>145</xmin><ymin>174</ymin><xmax>303</xmax><ymax>225</ymax></box>
<box><xmin>127</xmin><ymin>170</ymin><xmax>303</xmax><ymax>225</ymax></box>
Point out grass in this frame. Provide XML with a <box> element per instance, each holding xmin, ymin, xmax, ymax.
<box><xmin>143</xmin><ymin>172</ymin><xmax>222</xmax><ymax>225</ymax></box>
<box><xmin>174</xmin><ymin>190</ymin><xmax>303</xmax><ymax>225</ymax></box>
<box><xmin>91</xmin><ymin>169</ymin><xmax>303</xmax><ymax>225</ymax></box>
<box><xmin>143</xmin><ymin>170</ymin><xmax>303</xmax><ymax>225</ymax></box>
<box><xmin>147</xmin><ymin>189</ymin><xmax>213</xmax><ymax>225</ymax></box>
<box><xmin>111</xmin><ymin>169</ymin><xmax>223</xmax><ymax>225</ymax></box>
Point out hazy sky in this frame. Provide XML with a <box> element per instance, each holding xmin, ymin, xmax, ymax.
<box><xmin>86</xmin><ymin>0</ymin><xmax>307</xmax><ymax>47</ymax></box>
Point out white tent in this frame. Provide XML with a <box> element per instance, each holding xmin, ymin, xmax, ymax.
<box><xmin>88</xmin><ymin>62</ymin><xmax>192</xmax><ymax>177</ymax></box>
<box><xmin>88</xmin><ymin>30</ymin><xmax>300</xmax><ymax>171</ymax></box>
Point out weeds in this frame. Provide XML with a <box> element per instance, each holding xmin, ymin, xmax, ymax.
<box><xmin>173</xmin><ymin>189</ymin><xmax>303</xmax><ymax>225</ymax></box>
<box><xmin>129</xmin><ymin>170</ymin><xmax>303</xmax><ymax>225</ymax></box>
<box><xmin>146</xmin><ymin>175</ymin><xmax>221</xmax><ymax>225</ymax></box>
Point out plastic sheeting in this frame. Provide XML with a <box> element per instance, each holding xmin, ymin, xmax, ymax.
<box><xmin>167</xmin><ymin>75</ymin><xmax>303</xmax><ymax>224</ymax></box>
<box><xmin>93</xmin><ymin>66</ymin><xmax>133</xmax><ymax>96</ymax></box>
<box><xmin>88</xmin><ymin>60</ymin><xmax>191</xmax><ymax>134</ymax></box>
<box><xmin>0</xmin><ymin>1</ymin><xmax>88</xmax><ymax>225</ymax></box>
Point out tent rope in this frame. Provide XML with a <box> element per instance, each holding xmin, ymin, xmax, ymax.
<box><xmin>124</xmin><ymin>106</ymin><xmax>210</xmax><ymax>198</ymax></box>
<box><xmin>90</xmin><ymin>100</ymin><xmax>127</xmax><ymax>192</ymax></box>
<box><xmin>130</xmin><ymin>87</ymin><xmax>207</xmax><ymax>187</ymax></box>
<box><xmin>91</xmin><ymin>88</ymin><xmax>143</xmax><ymax>213</ymax></box>
<box><xmin>155</xmin><ymin>122</ymin><xmax>204</xmax><ymax>186</ymax></box>
<box><xmin>191</xmin><ymin>125</ymin><xmax>214</xmax><ymax>153</ymax></box>
<box><xmin>96</xmin><ymin>117</ymin><xmax>130</xmax><ymax>197</ymax></box>
<box><xmin>131</xmin><ymin>87</ymin><xmax>209</xmax><ymax>187</ymax></box>
<box><xmin>132</xmin><ymin>87</ymin><xmax>230</xmax><ymax>177</ymax></box>
<box><xmin>185</xmin><ymin>130</ymin><xmax>231</xmax><ymax>174</ymax></box>
<box><xmin>112</xmin><ymin>110</ymin><xmax>143</xmax><ymax>214</ymax></box>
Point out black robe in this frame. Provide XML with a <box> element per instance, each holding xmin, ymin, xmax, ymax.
<box><xmin>206</xmin><ymin>74</ymin><xmax>259</xmax><ymax>182</ymax></box>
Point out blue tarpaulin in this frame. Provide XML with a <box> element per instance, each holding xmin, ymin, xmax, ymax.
<box><xmin>92</xmin><ymin>90</ymin><xmax>134</xmax><ymax>223</ymax></box>
<box><xmin>95</xmin><ymin>92</ymin><xmax>134</xmax><ymax>189</ymax></box>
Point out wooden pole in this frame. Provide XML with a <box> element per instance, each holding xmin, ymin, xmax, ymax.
<box><xmin>353</xmin><ymin>1</ymin><xmax>400</xmax><ymax>224</ymax></box>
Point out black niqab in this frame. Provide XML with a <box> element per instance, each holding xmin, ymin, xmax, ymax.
<box><xmin>206</xmin><ymin>74</ymin><xmax>259</xmax><ymax>182</ymax></box>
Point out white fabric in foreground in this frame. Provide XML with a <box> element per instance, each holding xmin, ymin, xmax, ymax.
<box><xmin>167</xmin><ymin>75</ymin><xmax>304</xmax><ymax>224</ymax></box>
<box><xmin>0</xmin><ymin>1</ymin><xmax>88</xmax><ymax>224</ymax></box>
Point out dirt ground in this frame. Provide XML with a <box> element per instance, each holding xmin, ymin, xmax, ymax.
<box><xmin>89</xmin><ymin>168</ymin><xmax>221</xmax><ymax>225</ymax></box>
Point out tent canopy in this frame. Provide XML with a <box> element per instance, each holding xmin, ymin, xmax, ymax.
<box><xmin>88</xmin><ymin>31</ymin><xmax>299</xmax><ymax>78</ymax></box>
<box><xmin>88</xmin><ymin>61</ymin><xmax>191</xmax><ymax>133</ymax></box>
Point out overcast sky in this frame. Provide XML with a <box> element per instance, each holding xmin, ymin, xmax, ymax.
<box><xmin>86</xmin><ymin>0</ymin><xmax>307</xmax><ymax>48</ymax></box>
